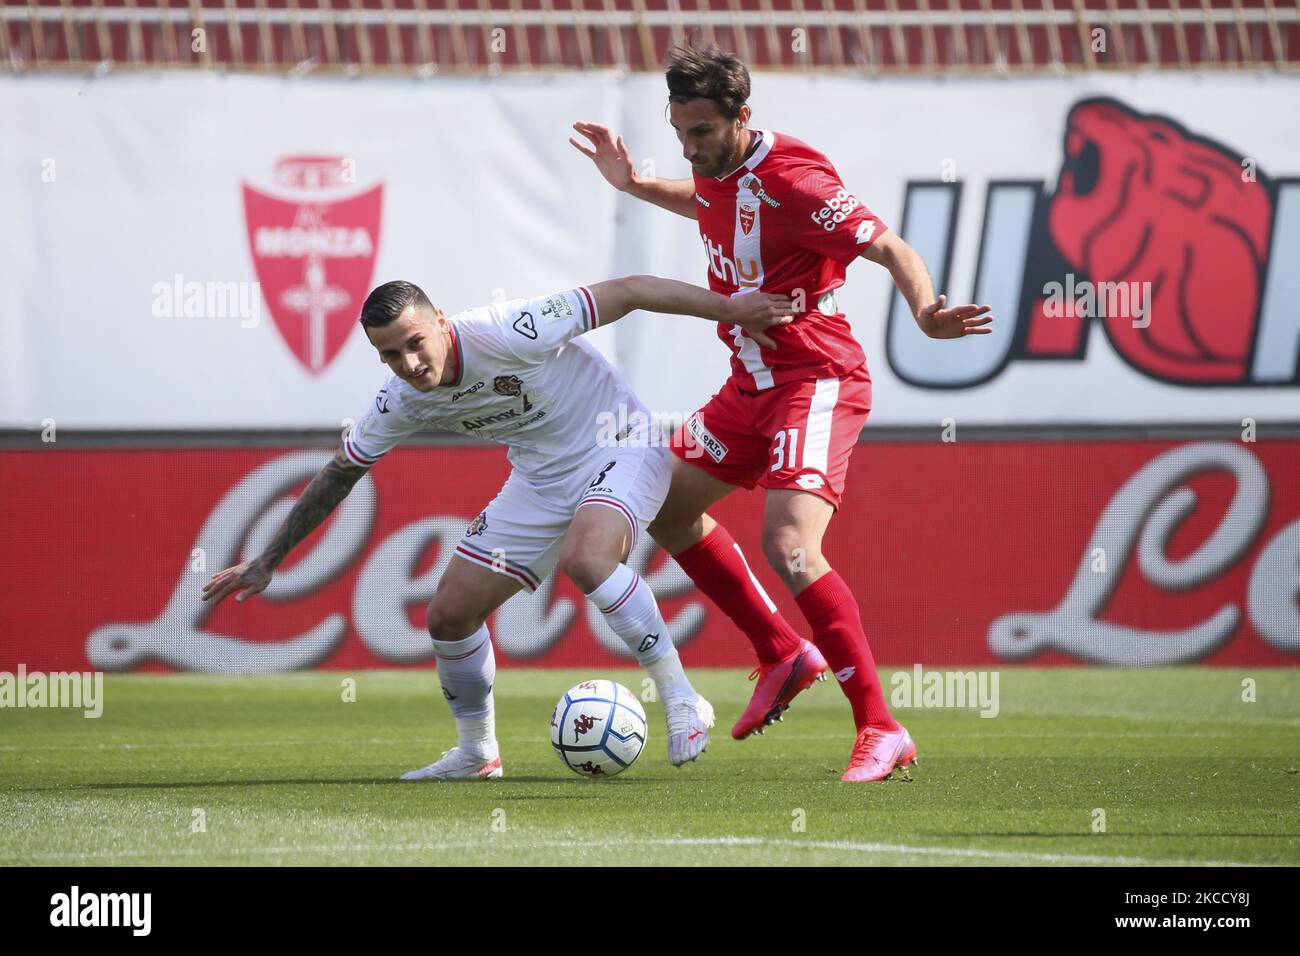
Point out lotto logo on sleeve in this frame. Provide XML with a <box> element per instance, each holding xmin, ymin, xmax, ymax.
<box><xmin>687</xmin><ymin>414</ymin><xmax>729</xmax><ymax>463</ymax></box>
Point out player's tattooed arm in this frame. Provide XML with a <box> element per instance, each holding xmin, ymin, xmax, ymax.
<box><xmin>588</xmin><ymin>275</ymin><xmax>793</xmax><ymax>348</ymax></box>
<box><xmin>569</xmin><ymin>122</ymin><xmax>698</xmax><ymax>220</ymax></box>
<box><xmin>862</xmin><ymin>231</ymin><xmax>994</xmax><ymax>339</ymax></box>
<box><xmin>200</xmin><ymin>450</ymin><xmax>367</xmax><ymax>606</ymax></box>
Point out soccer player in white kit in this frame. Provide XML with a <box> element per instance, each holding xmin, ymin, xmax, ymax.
<box><xmin>202</xmin><ymin>274</ymin><xmax>793</xmax><ymax>779</ymax></box>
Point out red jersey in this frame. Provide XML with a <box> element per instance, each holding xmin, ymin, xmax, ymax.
<box><xmin>692</xmin><ymin>129</ymin><xmax>887</xmax><ymax>391</ymax></box>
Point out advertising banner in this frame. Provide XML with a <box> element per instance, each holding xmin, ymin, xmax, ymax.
<box><xmin>3</xmin><ymin>73</ymin><xmax>1298</xmax><ymax>429</ymax></box>
<box><xmin>2</xmin><ymin>439</ymin><xmax>1296</xmax><ymax>672</ymax></box>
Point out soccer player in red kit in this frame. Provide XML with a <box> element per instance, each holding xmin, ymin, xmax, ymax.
<box><xmin>571</xmin><ymin>45</ymin><xmax>993</xmax><ymax>781</ymax></box>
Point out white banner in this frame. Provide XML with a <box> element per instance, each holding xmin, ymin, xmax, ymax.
<box><xmin>2</xmin><ymin>72</ymin><xmax>1298</xmax><ymax>428</ymax></box>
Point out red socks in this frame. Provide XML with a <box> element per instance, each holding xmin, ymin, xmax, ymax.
<box><xmin>672</xmin><ymin>525</ymin><xmax>803</xmax><ymax>665</ymax></box>
<box><xmin>675</xmin><ymin>526</ymin><xmax>898</xmax><ymax>732</ymax></box>
<box><xmin>795</xmin><ymin>571</ymin><xmax>899</xmax><ymax>732</ymax></box>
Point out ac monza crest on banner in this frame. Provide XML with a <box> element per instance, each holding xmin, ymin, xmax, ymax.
<box><xmin>242</xmin><ymin>156</ymin><xmax>383</xmax><ymax>374</ymax></box>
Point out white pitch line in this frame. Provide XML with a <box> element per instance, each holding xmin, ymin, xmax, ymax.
<box><xmin>0</xmin><ymin>738</ymin><xmax>556</xmax><ymax>754</ymax></box>
<box><xmin>3</xmin><ymin>729</ymin><xmax>1292</xmax><ymax>753</ymax></box>
<box><xmin>0</xmin><ymin>836</ymin><xmax>1265</xmax><ymax>867</ymax></box>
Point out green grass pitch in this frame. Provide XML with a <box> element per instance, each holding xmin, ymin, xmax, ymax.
<box><xmin>1</xmin><ymin>668</ymin><xmax>1296</xmax><ymax>866</ymax></box>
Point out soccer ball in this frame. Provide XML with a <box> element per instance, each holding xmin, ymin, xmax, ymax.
<box><xmin>550</xmin><ymin>680</ymin><xmax>648</xmax><ymax>777</ymax></box>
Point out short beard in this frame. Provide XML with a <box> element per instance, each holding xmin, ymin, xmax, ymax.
<box><xmin>705</xmin><ymin>128</ymin><xmax>744</xmax><ymax>178</ymax></box>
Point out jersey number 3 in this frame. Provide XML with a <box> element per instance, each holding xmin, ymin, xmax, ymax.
<box><xmin>771</xmin><ymin>428</ymin><xmax>800</xmax><ymax>473</ymax></box>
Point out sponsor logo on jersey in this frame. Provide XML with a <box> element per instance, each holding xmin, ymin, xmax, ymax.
<box><xmin>695</xmin><ymin>192</ymin><xmax>711</xmax><ymax>208</ymax></box>
<box><xmin>540</xmin><ymin>295</ymin><xmax>574</xmax><ymax>320</ymax></box>
<box><xmin>242</xmin><ymin>155</ymin><xmax>383</xmax><ymax>375</ymax></box>
<box><xmin>493</xmin><ymin>409</ymin><xmax>547</xmax><ymax>433</ymax></box>
<box><xmin>739</xmin><ymin>203</ymin><xmax>757</xmax><ymax>236</ymax></box>
<box><xmin>493</xmin><ymin>375</ymin><xmax>524</xmax><ymax>397</ymax></box>
<box><xmin>702</xmin><ymin>235</ymin><xmax>760</xmax><ymax>288</ymax></box>
<box><xmin>687</xmin><ymin>413</ymin><xmax>729</xmax><ymax>463</ymax></box>
<box><xmin>512</xmin><ymin>311</ymin><xmax>538</xmax><ymax>339</ymax></box>
<box><xmin>810</xmin><ymin>187</ymin><xmax>861</xmax><ymax>233</ymax></box>
<box><xmin>375</xmin><ymin>388</ymin><xmax>390</xmax><ymax>414</ymax></box>
<box><xmin>466</xmin><ymin>511</ymin><xmax>488</xmax><ymax>537</ymax></box>
<box><xmin>452</xmin><ymin>380</ymin><xmax>486</xmax><ymax>402</ymax></box>
<box><xmin>462</xmin><ymin>407</ymin><xmax>525</xmax><ymax>430</ymax></box>
<box><xmin>738</xmin><ymin>172</ymin><xmax>782</xmax><ymax>209</ymax></box>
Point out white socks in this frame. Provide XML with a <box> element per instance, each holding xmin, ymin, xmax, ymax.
<box><xmin>586</xmin><ymin>564</ymin><xmax>696</xmax><ymax>702</ymax></box>
<box><xmin>432</xmin><ymin>625</ymin><xmax>498</xmax><ymax>760</ymax></box>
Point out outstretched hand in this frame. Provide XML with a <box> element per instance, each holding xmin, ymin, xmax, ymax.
<box><xmin>201</xmin><ymin>558</ymin><xmax>274</xmax><ymax>607</ymax></box>
<box><xmin>570</xmin><ymin>121</ymin><xmax>636</xmax><ymax>191</ymax></box>
<box><xmin>918</xmin><ymin>296</ymin><xmax>994</xmax><ymax>339</ymax></box>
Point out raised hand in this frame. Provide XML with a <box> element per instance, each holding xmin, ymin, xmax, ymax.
<box><xmin>918</xmin><ymin>296</ymin><xmax>994</xmax><ymax>339</ymax></box>
<box><xmin>570</xmin><ymin>121</ymin><xmax>636</xmax><ymax>191</ymax></box>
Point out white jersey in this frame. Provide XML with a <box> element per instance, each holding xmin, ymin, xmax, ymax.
<box><xmin>343</xmin><ymin>286</ymin><xmax>646</xmax><ymax>485</ymax></box>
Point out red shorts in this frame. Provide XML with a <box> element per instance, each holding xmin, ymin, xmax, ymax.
<box><xmin>670</xmin><ymin>366</ymin><xmax>872</xmax><ymax>508</ymax></box>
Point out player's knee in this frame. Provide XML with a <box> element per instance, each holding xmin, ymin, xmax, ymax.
<box><xmin>762</xmin><ymin>526</ymin><xmax>814</xmax><ymax>578</ymax></box>
<box><xmin>646</xmin><ymin>514</ymin><xmax>675</xmax><ymax>548</ymax></box>
<box><xmin>558</xmin><ymin>548</ymin><xmax>618</xmax><ymax>594</ymax></box>
<box><xmin>425</xmin><ymin>599</ymin><xmax>484</xmax><ymax>642</ymax></box>
<box><xmin>647</xmin><ymin>511</ymin><xmax>700</xmax><ymax>553</ymax></box>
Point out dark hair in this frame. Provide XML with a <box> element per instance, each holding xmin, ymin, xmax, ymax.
<box><xmin>665</xmin><ymin>43</ymin><xmax>750</xmax><ymax>120</ymax></box>
<box><xmin>360</xmin><ymin>280</ymin><xmax>433</xmax><ymax>328</ymax></box>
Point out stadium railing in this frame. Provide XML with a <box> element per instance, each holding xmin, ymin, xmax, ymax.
<box><xmin>2</xmin><ymin>0</ymin><xmax>1296</xmax><ymax>74</ymax></box>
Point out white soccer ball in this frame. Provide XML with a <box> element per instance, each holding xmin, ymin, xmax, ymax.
<box><xmin>550</xmin><ymin>679</ymin><xmax>648</xmax><ymax>777</ymax></box>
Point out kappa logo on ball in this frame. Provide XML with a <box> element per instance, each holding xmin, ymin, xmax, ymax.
<box><xmin>242</xmin><ymin>156</ymin><xmax>383</xmax><ymax>375</ymax></box>
<box><xmin>572</xmin><ymin>713</ymin><xmax>603</xmax><ymax>739</ymax></box>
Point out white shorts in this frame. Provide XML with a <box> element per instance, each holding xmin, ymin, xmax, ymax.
<box><xmin>453</xmin><ymin>443</ymin><xmax>673</xmax><ymax>592</ymax></box>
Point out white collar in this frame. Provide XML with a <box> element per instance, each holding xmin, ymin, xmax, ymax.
<box><xmin>715</xmin><ymin>129</ymin><xmax>774</xmax><ymax>181</ymax></box>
